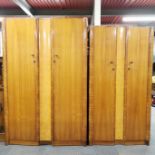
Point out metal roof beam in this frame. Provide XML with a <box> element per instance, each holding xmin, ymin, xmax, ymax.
<box><xmin>1</xmin><ymin>8</ymin><xmax>155</xmax><ymax>16</ymax></box>
<box><xmin>34</xmin><ymin>9</ymin><xmax>93</xmax><ymax>16</ymax></box>
<box><xmin>12</xmin><ymin>0</ymin><xmax>34</xmax><ymax>16</ymax></box>
<box><xmin>34</xmin><ymin>7</ymin><xmax>155</xmax><ymax>16</ymax></box>
<box><xmin>0</xmin><ymin>9</ymin><xmax>25</xmax><ymax>15</ymax></box>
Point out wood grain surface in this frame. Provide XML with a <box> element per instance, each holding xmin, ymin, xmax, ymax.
<box><xmin>115</xmin><ymin>27</ymin><xmax>126</xmax><ymax>141</ymax></box>
<box><xmin>89</xmin><ymin>26</ymin><xmax>116</xmax><ymax>144</ymax></box>
<box><xmin>39</xmin><ymin>18</ymin><xmax>52</xmax><ymax>142</ymax></box>
<box><xmin>4</xmin><ymin>18</ymin><xmax>39</xmax><ymax>145</ymax></box>
<box><xmin>146</xmin><ymin>28</ymin><xmax>154</xmax><ymax>143</ymax></box>
<box><xmin>124</xmin><ymin>27</ymin><xmax>151</xmax><ymax>142</ymax></box>
<box><xmin>51</xmin><ymin>18</ymin><xmax>87</xmax><ymax>145</ymax></box>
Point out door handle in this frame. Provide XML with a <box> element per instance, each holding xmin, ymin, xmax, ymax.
<box><xmin>31</xmin><ymin>54</ymin><xmax>37</xmax><ymax>63</ymax></box>
<box><xmin>128</xmin><ymin>61</ymin><xmax>134</xmax><ymax>70</ymax></box>
<box><xmin>54</xmin><ymin>54</ymin><xmax>59</xmax><ymax>59</ymax></box>
<box><xmin>53</xmin><ymin>54</ymin><xmax>60</xmax><ymax>63</ymax></box>
<box><xmin>110</xmin><ymin>61</ymin><xmax>116</xmax><ymax>71</ymax></box>
<box><xmin>129</xmin><ymin>61</ymin><xmax>134</xmax><ymax>65</ymax></box>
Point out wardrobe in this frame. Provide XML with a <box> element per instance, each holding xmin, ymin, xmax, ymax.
<box><xmin>39</xmin><ymin>17</ymin><xmax>88</xmax><ymax>145</ymax></box>
<box><xmin>89</xmin><ymin>26</ymin><xmax>153</xmax><ymax>145</ymax></box>
<box><xmin>2</xmin><ymin>17</ymin><xmax>153</xmax><ymax>146</ymax></box>
<box><xmin>3</xmin><ymin>17</ymin><xmax>88</xmax><ymax>145</ymax></box>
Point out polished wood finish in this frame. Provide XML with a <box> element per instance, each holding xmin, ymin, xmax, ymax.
<box><xmin>39</xmin><ymin>18</ymin><xmax>52</xmax><ymax>142</ymax></box>
<box><xmin>124</xmin><ymin>27</ymin><xmax>153</xmax><ymax>143</ymax></box>
<box><xmin>89</xmin><ymin>26</ymin><xmax>116</xmax><ymax>144</ymax></box>
<box><xmin>2</xmin><ymin>20</ymin><xmax>153</xmax><ymax>145</ymax></box>
<box><xmin>89</xmin><ymin>26</ymin><xmax>153</xmax><ymax>145</ymax></box>
<box><xmin>115</xmin><ymin>27</ymin><xmax>126</xmax><ymax>141</ymax></box>
<box><xmin>3</xmin><ymin>20</ymin><xmax>8</xmax><ymax>143</ymax></box>
<box><xmin>51</xmin><ymin>18</ymin><xmax>87</xmax><ymax>145</ymax></box>
<box><xmin>3</xmin><ymin>18</ymin><xmax>39</xmax><ymax>145</ymax></box>
<box><xmin>146</xmin><ymin>28</ymin><xmax>154</xmax><ymax>143</ymax></box>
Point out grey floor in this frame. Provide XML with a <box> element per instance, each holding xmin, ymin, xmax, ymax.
<box><xmin>0</xmin><ymin>108</ymin><xmax>155</xmax><ymax>155</ymax></box>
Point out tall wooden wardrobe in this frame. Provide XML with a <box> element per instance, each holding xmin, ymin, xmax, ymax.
<box><xmin>89</xmin><ymin>26</ymin><xmax>153</xmax><ymax>145</ymax></box>
<box><xmin>3</xmin><ymin>18</ymin><xmax>39</xmax><ymax>145</ymax></box>
<box><xmin>3</xmin><ymin>17</ymin><xmax>88</xmax><ymax>146</ymax></box>
<box><xmin>39</xmin><ymin>17</ymin><xmax>88</xmax><ymax>145</ymax></box>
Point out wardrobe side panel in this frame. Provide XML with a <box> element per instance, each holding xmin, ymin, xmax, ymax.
<box><xmin>39</xmin><ymin>19</ymin><xmax>52</xmax><ymax>142</ymax></box>
<box><xmin>115</xmin><ymin>27</ymin><xmax>126</xmax><ymax>141</ymax></box>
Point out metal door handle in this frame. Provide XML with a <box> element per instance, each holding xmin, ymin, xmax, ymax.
<box><xmin>110</xmin><ymin>61</ymin><xmax>116</xmax><ymax>71</ymax></box>
<box><xmin>128</xmin><ymin>61</ymin><xmax>134</xmax><ymax>70</ymax></box>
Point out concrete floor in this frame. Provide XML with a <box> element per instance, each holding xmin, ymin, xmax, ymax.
<box><xmin>0</xmin><ymin>108</ymin><xmax>155</xmax><ymax>155</ymax></box>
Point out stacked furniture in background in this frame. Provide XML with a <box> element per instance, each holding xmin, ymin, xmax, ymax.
<box><xmin>0</xmin><ymin>56</ymin><xmax>4</xmax><ymax>141</ymax></box>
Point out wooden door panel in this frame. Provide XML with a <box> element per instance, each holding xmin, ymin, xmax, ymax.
<box><xmin>89</xmin><ymin>26</ymin><xmax>116</xmax><ymax>144</ymax></box>
<box><xmin>125</xmin><ymin>27</ymin><xmax>150</xmax><ymax>142</ymax></box>
<box><xmin>4</xmin><ymin>18</ymin><xmax>39</xmax><ymax>145</ymax></box>
<box><xmin>51</xmin><ymin>18</ymin><xmax>87</xmax><ymax>145</ymax></box>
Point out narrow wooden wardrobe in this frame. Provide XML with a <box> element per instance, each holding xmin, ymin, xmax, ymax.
<box><xmin>3</xmin><ymin>18</ymin><xmax>39</xmax><ymax>145</ymax></box>
<box><xmin>89</xmin><ymin>26</ymin><xmax>153</xmax><ymax>145</ymax></box>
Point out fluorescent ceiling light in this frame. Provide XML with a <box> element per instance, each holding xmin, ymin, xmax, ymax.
<box><xmin>123</xmin><ymin>16</ymin><xmax>155</xmax><ymax>22</ymax></box>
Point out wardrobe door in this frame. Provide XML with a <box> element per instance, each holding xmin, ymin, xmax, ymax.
<box><xmin>4</xmin><ymin>18</ymin><xmax>39</xmax><ymax>145</ymax></box>
<box><xmin>125</xmin><ymin>27</ymin><xmax>153</xmax><ymax>144</ymax></box>
<box><xmin>89</xmin><ymin>26</ymin><xmax>117</xmax><ymax>144</ymax></box>
<box><xmin>51</xmin><ymin>18</ymin><xmax>87</xmax><ymax>145</ymax></box>
<box><xmin>39</xmin><ymin>19</ymin><xmax>52</xmax><ymax>142</ymax></box>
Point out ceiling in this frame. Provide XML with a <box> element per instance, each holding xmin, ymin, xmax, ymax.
<box><xmin>0</xmin><ymin>0</ymin><xmax>155</xmax><ymax>24</ymax></box>
<box><xmin>0</xmin><ymin>0</ymin><xmax>17</xmax><ymax>8</ymax></box>
<box><xmin>1</xmin><ymin>0</ymin><xmax>155</xmax><ymax>9</ymax></box>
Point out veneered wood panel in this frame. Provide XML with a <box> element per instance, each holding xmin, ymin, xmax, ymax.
<box><xmin>2</xmin><ymin>20</ymin><xmax>8</xmax><ymax>143</ymax></box>
<box><xmin>89</xmin><ymin>26</ymin><xmax>116</xmax><ymax>144</ymax></box>
<box><xmin>125</xmin><ymin>27</ymin><xmax>151</xmax><ymax>142</ymax></box>
<box><xmin>4</xmin><ymin>18</ymin><xmax>39</xmax><ymax>145</ymax></box>
<box><xmin>39</xmin><ymin>18</ymin><xmax>52</xmax><ymax>142</ymax></box>
<box><xmin>146</xmin><ymin>28</ymin><xmax>154</xmax><ymax>143</ymax></box>
<box><xmin>51</xmin><ymin>18</ymin><xmax>87</xmax><ymax>145</ymax></box>
<box><xmin>115</xmin><ymin>27</ymin><xmax>125</xmax><ymax>141</ymax></box>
